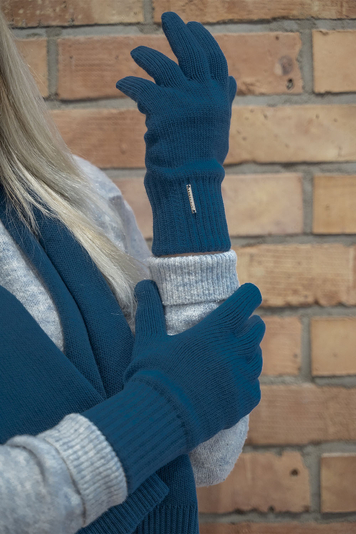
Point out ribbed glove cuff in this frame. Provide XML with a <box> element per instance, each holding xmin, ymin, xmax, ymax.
<box><xmin>144</xmin><ymin>160</ymin><xmax>231</xmax><ymax>256</ymax></box>
<box><xmin>83</xmin><ymin>379</ymin><xmax>187</xmax><ymax>496</ymax></box>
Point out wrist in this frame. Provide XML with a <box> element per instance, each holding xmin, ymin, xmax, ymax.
<box><xmin>38</xmin><ymin>413</ymin><xmax>128</xmax><ymax>527</ymax></box>
<box><xmin>83</xmin><ymin>379</ymin><xmax>187</xmax><ymax>495</ymax></box>
<box><xmin>160</xmin><ymin>251</ymin><xmax>222</xmax><ymax>257</ymax></box>
<box><xmin>144</xmin><ymin>159</ymin><xmax>231</xmax><ymax>257</ymax></box>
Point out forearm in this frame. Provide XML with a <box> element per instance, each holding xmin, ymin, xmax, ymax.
<box><xmin>1</xmin><ymin>413</ymin><xmax>128</xmax><ymax>534</ymax></box>
<box><xmin>147</xmin><ymin>249</ymin><xmax>249</xmax><ymax>486</ymax></box>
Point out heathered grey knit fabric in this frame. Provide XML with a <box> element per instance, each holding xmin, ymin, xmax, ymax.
<box><xmin>0</xmin><ymin>155</ymin><xmax>248</xmax><ymax>533</ymax></box>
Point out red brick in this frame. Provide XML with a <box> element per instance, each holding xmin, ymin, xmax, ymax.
<box><xmin>15</xmin><ymin>38</ymin><xmax>48</xmax><ymax>97</ymax></box>
<box><xmin>50</xmin><ymin>109</ymin><xmax>146</xmax><ymax>169</ymax></box>
<box><xmin>50</xmin><ymin>106</ymin><xmax>356</xmax><ymax>168</ymax></box>
<box><xmin>313</xmin><ymin>175</ymin><xmax>356</xmax><ymax>234</ymax></box>
<box><xmin>227</xmin><ymin>105</ymin><xmax>356</xmax><ymax>164</ymax></box>
<box><xmin>247</xmin><ymin>385</ymin><xmax>356</xmax><ymax>445</ymax></box>
<box><xmin>152</xmin><ymin>0</ymin><xmax>356</xmax><ymax>23</ymax></box>
<box><xmin>311</xmin><ymin>317</ymin><xmax>356</xmax><ymax>376</ymax></box>
<box><xmin>115</xmin><ymin>174</ymin><xmax>303</xmax><ymax>240</ymax></box>
<box><xmin>3</xmin><ymin>0</ymin><xmax>143</xmax><ymax>26</ymax></box>
<box><xmin>260</xmin><ymin>317</ymin><xmax>301</xmax><ymax>375</ymax></box>
<box><xmin>197</xmin><ymin>452</ymin><xmax>310</xmax><ymax>513</ymax></box>
<box><xmin>313</xmin><ymin>31</ymin><xmax>356</xmax><ymax>93</ymax></box>
<box><xmin>321</xmin><ymin>454</ymin><xmax>356</xmax><ymax>513</ymax></box>
<box><xmin>222</xmin><ymin>174</ymin><xmax>303</xmax><ymax>236</ymax></box>
<box><xmin>199</xmin><ymin>523</ymin><xmax>356</xmax><ymax>534</ymax></box>
<box><xmin>233</xmin><ymin>244</ymin><xmax>356</xmax><ymax>308</ymax></box>
<box><xmin>57</xmin><ymin>33</ymin><xmax>302</xmax><ymax>100</ymax></box>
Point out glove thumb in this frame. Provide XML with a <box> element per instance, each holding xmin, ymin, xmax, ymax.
<box><xmin>203</xmin><ymin>282</ymin><xmax>263</xmax><ymax>334</ymax></box>
<box><xmin>228</xmin><ymin>75</ymin><xmax>237</xmax><ymax>105</ymax></box>
<box><xmin>133</xmin><ymin>279</ymin><xmax>167</xmax><ymax>342</ymax></box>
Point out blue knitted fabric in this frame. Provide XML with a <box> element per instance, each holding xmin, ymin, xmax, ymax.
<box><xmin>0</xmin><ymin>181</ymin><xmax>264</xmax><ymax>532</ymax></box>
<box><xmin>0</xmin><ymin>185</ymin><xmax>197</xmax><ymax>534</ymax></box>
<box><xmin>85</xmin><ymin>278</ymin><xmax>263</xmax><ymax>458</ymax></box>
<box><xmin>116</xmin><ymin>12</ymin><xmax>237</xmax><ymax>256</ymax></box>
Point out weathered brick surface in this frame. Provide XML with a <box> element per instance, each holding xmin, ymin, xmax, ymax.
<box><xmin>57</xmin><ymin>33</ymin><xmax>302</xmax><ymax>100</ymax></box>
<box><xmin>115</xmin><ymin>174</ymin><xmax>303</xmax><ymax>239</ymax></box>
<box><xmin>246</xmin><ymin>385</ymin><xmax>356</xmax><ymax>445</ymax></box>
<box><xmin>222</xmin><ymin>174</ymin><xmax>303</xmax><ymax>236</ymax></box>
<box><xmin>50</xmin><ymin>106</ymin><xmax>356</xmax><ymax>167</ymax></box>
<box><xmin>313</xmin><ymin>175</ymin><xmax>356</xmax><ymax>234</ymax></box>
<box><xmin>260</xmin><ymin>317</ymin><xmax>301</xmax><ymax>375</ymax></box>
<box><xmin>3</xmin><ymin>0</ymin><xmax>143</xmax><ymax>26</ymax></box>
<box><xmin>313</xmin><ymin>31</ymin><xmax>356</xmax><ymax>93</ymax></box>
<box><xmin>233</xmin><ymin>244</ymin><xmax>356</xmax><ymax>307</ymax></box>
<box><xmin>152</xmin><ymin>1</ymin><xmax>356</xmax><ymax>23</ymax></box>
<box><xmin>15</xmin><ymin>38</ymin><xmax>48</xmax><ymax>97</ymax></box>
<box><xmin>311</xmin><ymin>317</ymin><xmax>356</xmax><ymax>376</ymax></box>
<box><xmin>227</xmin><ymin>105</ymin><xmax>356</xmax><ymax>164</ymax></box>
<box><xmin>199</xmin><ymin>523</ymin><xmax>356</xmax><ymax>534</ymax></box>
<box><xmin>321</xmin><ymin>454</ymin><xmax>356</xmax><ymax>513</ymax></box>
<box><xmin>50</xmin><ymin>109</ymin><xmax>146</xmax><ymax>169</ymax></box>
<box><xmin>196</xmin><ymin>452</ymin><xmax>310</xmax><ymax>513</ymax></box>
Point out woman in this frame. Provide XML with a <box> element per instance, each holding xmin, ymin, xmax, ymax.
<box><xmin>0</xmin><ymin>8</ymin><xmax>265</xmax><ymax>534</ymax></box>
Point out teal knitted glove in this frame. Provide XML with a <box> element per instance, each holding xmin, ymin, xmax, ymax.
<box><xmin>85</xmin><ymin>280</ymin><xmax>264</xmax><ymax>493</ymax></box>
<box><xmin>116</xmin><ymin>11</ymin><xmax>237</xmax><ymax>256</ymax></box>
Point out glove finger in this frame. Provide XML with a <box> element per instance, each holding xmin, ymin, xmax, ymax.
<box><xmin>161</xmin><ymin>11</ymin><xmax>210</xmax><ymax>82</ymax></box>
<box><xmin>235</xmin><ymin>315</ymin><xmax>266</xmax><ymax>346</ymax></box>
<box><xmin>250</xmin><ymin>378</ymin><xmax>262</xmax><ymax>411</ymax></box>
<box><xmin>116</xmin><ymin>76</ymin><xmax>158</xmax><ymax>113</ymax></box>
<box><xmin>186</xmin><ymin>21</ymin><xmax>229</xmax><ymax>86</ymax></box>
<box><xmin>204</xmin><ymin>282</ymin><xmax>263</xmax><ymax>333</ymax></box>
<box><xmin>130</xmin><ymin>46</ymin><xmax>186</xmax><ymax>88</ymax></box>
<box><xmin>133</xmin><ymin>279</ymin><xmax>167</xmax><ymax>341</ymax></box>
<box><xmin>228</xmin><ymin>75</ymin><xmax>237</xmax><ymax>105</ymax></box>
<box><xmin>246</xmin><ymin>346</ymin><xmax>263</xmax><ymax>380</ymax></box>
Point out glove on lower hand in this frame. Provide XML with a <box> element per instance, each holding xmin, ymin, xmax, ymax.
<box><xmin>116</xmin><ymin>11</ymin><xmax>237</xmax><ymax>256</ymax></box>
<box><xmin>123</xmin><ymin>279</ymin><xmax>265</xmax><ymax>454</ymax></box>
<box><xmin>85</xmin><ymin>279</ymin><xmax>264</xmax><ymax>494</ymax></box>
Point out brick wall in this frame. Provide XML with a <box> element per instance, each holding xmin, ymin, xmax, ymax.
<box><xmin>5</xmin><ymin>0</ymin><xmax>356</xmax><ymax>531</ymax></box>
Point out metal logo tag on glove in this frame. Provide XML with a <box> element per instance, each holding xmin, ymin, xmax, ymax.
<box><xmin>186</xmin><ymin>184</ymin><xmax>197</xmax><ymax>214</ymax></box>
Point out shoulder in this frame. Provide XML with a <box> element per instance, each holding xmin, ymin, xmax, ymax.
<box><xmin>72</xmin><ymin>155</ymin><xmax>123</xmax><ymax>202</ymax></box>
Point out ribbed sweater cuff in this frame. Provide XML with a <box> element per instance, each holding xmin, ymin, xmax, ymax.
<box><xmin>144</xmin><ymin>161</ymin><xmax>231</xmax><ymax>256</ymax></box>
<box><xmin>147</xmin><ymin>249</ymin><xmax>239</xmax><ymax>306</ymax></box>
<box><xmin>83</xmin><ymin>379</ymin><xmax>188</xmax><ymax>496</ymax></box>
<box><xmin>38</xmin><ymin>413</ymin><xmax>128</xmax><ymax>527</ymax></box>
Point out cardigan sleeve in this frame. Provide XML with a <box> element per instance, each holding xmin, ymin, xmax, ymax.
<box><xmin>73</xmin><ymin>155</ymin><xmax>249</xmax><ymax>487</ymax></box>
<box><xmin>146</xmin><ymin>251</ymin><xmax>249</xmax><ymax>487</ymax></box>
<box><xmin>0</xmin><ymin>413</ymin><xmax>128</xmax><ymax>534</ymax></box>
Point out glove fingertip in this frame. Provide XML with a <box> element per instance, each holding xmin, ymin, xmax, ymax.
<box><xmin>229</xmin><ymin>75</ymin><xmax>237</xmax><ymax>103</ymax></box>
<box><xmin>240</xmin><ymin>282</ymin><xmax>263</xmax><ymax>308</ymax></box>
<box><xmin>134</xmin><ymin>279</ymin><xmax>157</xmax><ymax>300</ymax></box>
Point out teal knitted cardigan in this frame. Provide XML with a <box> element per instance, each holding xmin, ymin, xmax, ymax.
<box><xmin>0</xmin><ymin>184</ymin><xmax>200</xmax><ymax>534</ymax></box>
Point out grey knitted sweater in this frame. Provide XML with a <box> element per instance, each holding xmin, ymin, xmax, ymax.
<box><xmin>0</xmin><ymin>155</ymin><xmax>248</xmax><ymax>534</ymax></box>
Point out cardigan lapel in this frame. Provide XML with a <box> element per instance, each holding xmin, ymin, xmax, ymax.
<box><xmin>0</xmin><ymin>185</ymin><xmax>200</xmax><ymax>534</ymax></box>
<box><xmin>0</xmin><ymin>282</ymin><xmax>170</xmax><ymax>534</ymax></box>
<box><xmin>0</xmin><ymin>186</ymin><xmax>134</xmax><ymax>398</ymax></box>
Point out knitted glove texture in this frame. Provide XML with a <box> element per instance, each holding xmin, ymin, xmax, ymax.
<box><xmin>123</xmin><ymin>279</ymin><xmax>265</xmax><ymax>453</ymax></box>
<box><xmin>116</xmin><ymin>11</ymin><xmax>237</xmax><ymax>256</ymax></box>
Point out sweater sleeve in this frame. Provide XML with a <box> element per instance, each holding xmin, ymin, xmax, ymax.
<box><xmin>73</xmin><ymin>155</ymin><xmax>249</xmax><ymax>487</ymax></box>
<box><xmin>146</xmin><ymin>251</ymin><xmax>249</xmax><ymax>487</ymax></box>
<box><xmin>0</xmin><ymin>413</ymin><xmax>128</xmax><ymax>534</ymax></box>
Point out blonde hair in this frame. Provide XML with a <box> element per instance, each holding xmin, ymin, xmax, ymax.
<box><xmin>0</xmin><ymin>7</ymin><xmax>147</xmax><ymax>333</ymax></box>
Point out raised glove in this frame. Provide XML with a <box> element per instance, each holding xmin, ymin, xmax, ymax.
<box><xmin>116</xmin><ymin>11</ymin><xmax>237</xmax><ymax>256</ymax></box>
